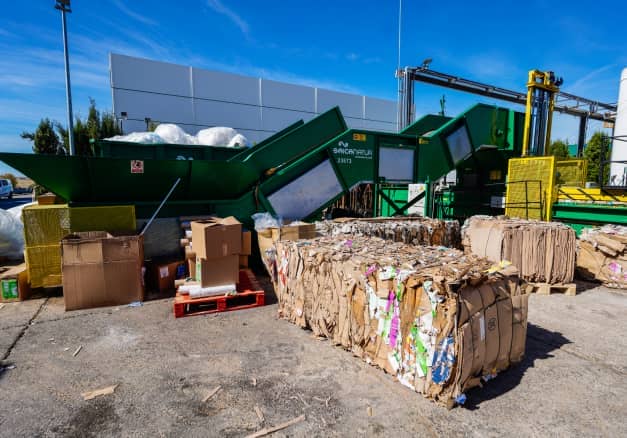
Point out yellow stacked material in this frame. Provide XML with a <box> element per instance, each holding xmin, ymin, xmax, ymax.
<box><xmin>69</xmin><ymin>205</ymin><xmax>136</xmax><ymax>232</ymax></box>
<box><xmin>22</xmin><ymin>204</ymin><xmax>136</xmax><ymax>288</ymax></box>
<box><xmin>273</xmin><ymin>236</ymin><xmax>528</xmax><ymax>408</ymax></box>
<box><xmin>22</xmin><ymin>204</ymin><xmax>70</xmax><ymax>246</ymax></box>
<box><xmin>24</xmin><ymin>244</ymin><xmax>62</xmax><ymax>288</ymax></box>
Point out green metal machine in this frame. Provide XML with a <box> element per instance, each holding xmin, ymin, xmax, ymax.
<box><xmin>0</xmin><ymin>104</ymin><xmax>523</xmax><ymax>226</ymax></box>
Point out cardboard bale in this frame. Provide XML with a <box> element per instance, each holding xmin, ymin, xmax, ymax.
<box><xmin>462</xmin><ymin>216</ymin><xmax>576</xmax><ymax>284</ymax></box>
<box><xmin>316</xmin><ymin>217</ymin><xmax>461</xmax><ymax>248</ymax></box>
<box><xmin>577</xmin><ymin>225</ymin><xmax>627</xmax><ymax>288</ymax></box>
<box><xmin>61</xmin><ymin>232</ymin><xmax>143</xmax><ymax>311</ymax></box>
<box><xmin>191</xmin><ymin>217</ymin><xmax>242</xmax><ymax>260</ymax></box>
<box><xmin>195</xmin><ymin>255</ymin><xmax>239</xmax><ymax>287</ymax></box>
<box><xmin>273</xmin><ymin>236</ymin><xmax>528</xmax><ymax>407</ymax></box>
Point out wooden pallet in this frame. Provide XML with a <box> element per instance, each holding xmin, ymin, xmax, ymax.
<box><xmin>173</xmin><ymin>269</ymin><xmax>264</xmax><ymax>318</ymax></box>
<box><xmin>526</xmin><ymin>282</ymin><xmax>577</xmax><ymax>296</ymax></box>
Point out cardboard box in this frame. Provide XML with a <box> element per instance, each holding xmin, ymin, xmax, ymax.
<box><xmin>187</xmin><ymin>257</ymin><xmax>196</xmax><ymax>280</ymax></box>
<box><xmin>274</xmin><ymin>223</ymin><xmax>316</xmax><ymax>241</ymax></box>
<box><xmin>147</xmin><ymin>259</ymin><xmax>186</xmax><ymax>293</ymax></box>
<box><xmin>61</xmin><ymin>232</ymin><xmax>144</xmax><ymax>311</ymax></box>
<box><xmin>239</xmin><ymin>255</ymin><xmax>249</xmax><ymax>268</ymax></box>
<box><xmin>241</xmin><ymin>230</ymin><xmax>252</xmax><ymax>256</ymax></box>
<box><xmin>195</xmin><ymin>255</ymin><xmax>239</xmax><ymax>287</ymax></box>
<box><xmin>0</xmin><ymin>265</ymin><xmax>30</xmax><ymax>302</ymax></box>
<box><xmin>191</xmin><ymin>216</ymin><xmax>242</xmax><ymax>260</ymax></box>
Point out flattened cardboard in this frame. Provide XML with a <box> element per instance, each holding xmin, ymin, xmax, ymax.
<box><xmin>191</xmin><ymin>216</ymin><xmax>242</xmax><ymax>260</ymax></box>
<box><xmin>196</xmin><ymin>255</ymin><xmax>239</xmax><ymax>287</ymax></box>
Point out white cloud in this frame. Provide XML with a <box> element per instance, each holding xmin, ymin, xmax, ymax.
<box><xmin>206</xmin><ymin>0</ymin><xmax>249</xmax><ymax>36</ymax></box>
<box><xmin>111</xmin><ymin>0</ymin><xmax>158</xmax><ymax>26</ymax></box>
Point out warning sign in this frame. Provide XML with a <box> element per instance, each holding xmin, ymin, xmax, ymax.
<box><xmin>130</xmin><ymin>160</ymin><xmax>144</xmax><ymax>174</ymax></box>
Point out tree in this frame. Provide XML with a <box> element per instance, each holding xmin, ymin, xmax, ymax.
<box><xmin>0</xmin><ymin>173</ymin><xmax>18</xmax><ymax>188</ymax></box>
<box><xmin>584</xmin><ymin>131</ymin><xmax>611</xmax><ymax>183</ymax></box>
<box><xmin>20</xmin><ymin>118</ymin><xmax>61</xmax><ymax>154</ymax></box>
<box><xmin>52</xmin><ymin>98</ymin><xmax>123</xmax><ymax>156</ymax></box>
<box><xmin>548</xmin><ymin>139</ymin><xmax>570</xmax><ymax>160</ymax></box>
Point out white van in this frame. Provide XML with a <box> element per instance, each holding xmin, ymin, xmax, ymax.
<box><xmin>0</xmin><ymin>179</ymin><xmax>13</xmax><ymax>199</ymax></box>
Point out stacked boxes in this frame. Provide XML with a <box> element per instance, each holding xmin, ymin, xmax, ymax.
<box><xmin>22</xmin><ymin>204</ymin><xmax>136</xmax><ymax>288</ymax></box>
<box><xmin>191</xmin><ymin>217</ymin><xmax>242</xmax><ymax>288</ymax></box>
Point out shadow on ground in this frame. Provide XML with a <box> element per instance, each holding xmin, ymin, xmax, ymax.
<box><xmin>464</xmin><ymin>323</ymin><xmax>571</xmax><ymax>410</ymax></box>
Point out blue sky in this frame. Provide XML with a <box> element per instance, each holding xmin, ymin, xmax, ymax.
<box><xmin>1</xmin><ymin>0</ymin><xmax>626</xmax><ymax>175</ymax></box>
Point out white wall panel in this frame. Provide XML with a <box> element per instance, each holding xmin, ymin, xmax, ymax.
<box><xmin>192</xmin><ymin>68</ymin><xmax>259</xmax><ymax>105</ymax></box>
<box><xmin>110</xmin><ymin>53</ymin><xmax>191</xmax><ymax>96</ymax></box>
<box><xmin>113</xmin><ymin>89</ymin><xmax>194</xmax><ymax>124</ymax></box>
<box><xmin>365</xmin><ymin>96</ymin><xmax>396</xmax><ymax>123</ymax></box>
<box><xmin>261</xmin><ymin>79</ymin><xmax>315</xmax><ymax>112</ymax></box>
<box><xmin>262</xmin><ymin>108</ymin><xmax>311</xmax><ymax>131</ymax></box>
<box><xmin>363</xmin><ymin>120</ymin><xmax>396</xmax><ymax>132</ymax></box>
<box><xmin>317</xmin><ymin>89</ymin><xmax>362</xmax><ymax>118</ymax></box>
<box><xmin>110</xmin><ymin>54</ymin><xmax>397</xmax><ymax>139</ymax></box>
<box><xmin>344</xmin><ymin>117</ymin><xmax>365</xmax><ymax>129</ymax></box>
<box><xmin>194</xmin><ymin>99</ymin><xmax>261</xmax><ymax>130</ymax></box>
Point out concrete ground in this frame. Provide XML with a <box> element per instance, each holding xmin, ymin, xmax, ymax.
<box><xmin>1</xmin><ymin>279</ymin><xmax>626</xmax><ymax>437</ymax></box>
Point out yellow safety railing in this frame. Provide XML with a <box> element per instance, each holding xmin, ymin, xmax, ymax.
<box><xmin>555</xmin><ymin>159</ymin><xmax>587</xmax><ymax>187</ymax></box>
<box><xmin>505</xmin><ymin>156</ymin><xmax>556</xmax><ymax>221</ymax></box>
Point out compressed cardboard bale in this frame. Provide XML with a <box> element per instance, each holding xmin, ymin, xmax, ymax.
<box><xmin>577</xmin><ymin>225</ymin><xmax>627</xmax><ymax>289</ymax></box>
<box><xmin>316</xmin><ymin>217</ymin><xmax>461</xmax><ymax>249</ymax></box>
<box><xmin>273</xmin><ymin>236</ymin><xmax>528</xmax><ymax>407</ymax></box>
<box><xmin>462</xmin><ymin>216</ymin><xmax>576</xmax><ymax>284</ymax></box>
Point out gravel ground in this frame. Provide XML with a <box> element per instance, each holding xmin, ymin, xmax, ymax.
<box><xmin>0</xmin><ymin>279</ymin><xmax>625</xmax><ymax>437</ymax></box>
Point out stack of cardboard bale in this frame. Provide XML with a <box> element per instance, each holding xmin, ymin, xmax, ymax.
<box><xmin>577</xmin><ymin>225</ymin><xmax>627</xmax><ymax>289</ymax></box>
<box><xmin>316</xmin><ymin>217</ymin><xmax>461</xmax><ymax>248</ymax></box>
<box><xmin>462</xmin><ymin>216</ymin><xmax>576</xmax><ymax>284</ymax></box>
<box><xmin>273</xmin><ymin>236</ymin><xmax>528</xmax><ymax>408</ymax></box>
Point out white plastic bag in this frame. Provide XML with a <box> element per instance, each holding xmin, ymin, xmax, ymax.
<box><xmin>106</xmin><ymin>132</ymin><xmax>164</xmax><ymax>144</ymax></box>
<box><xmin>154</xmin><ymin>124</ymin><xmax>198</xmax><ymax>145</ymax></box>
<box><xmin>251</xmin><ymin>212</ymin><xmax>281</xmax><ymax>231</ymax></box>
<box><xmin>0</xmin><ymin>208</ymin><xmax>24</xmax><ymax>259</ymax></box>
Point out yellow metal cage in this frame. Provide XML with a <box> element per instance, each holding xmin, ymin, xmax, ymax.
<box><xmin>505</xmin><ymin>156</ymin><xmax>556</xmax><ymax>221</ymax></box>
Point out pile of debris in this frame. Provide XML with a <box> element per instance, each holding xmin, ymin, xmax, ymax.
<box><xmin>462</xmin><ymin>216</ymin><xmax>576</xmax><ymax>284</ymax></box>
<box><xmin>273</xmin><ymin>236</ymin><xmax>528</xmax><ymax>407</ymax></box>
<box><xmin>316</xmin><ymin>217</ymin><xmax>461</xmax><ymax>248</ymax></box>
<box><xmin>577</xmin><ymin>225</ymin><xmax>627</xmax><ymax>289</ymax></box>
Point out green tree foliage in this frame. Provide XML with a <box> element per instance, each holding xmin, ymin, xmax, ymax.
<box><xmin>21</xmin><ymin>99</ymin><xmax>122</xmax><ymax>156</ymax></box>
<box><xmin>584</xmin><ymin>131</ymin><xmax>611</xmax><ymax>183</ymax></box>
<box><xmin>20</xmin><ymin>118</ymin><xmax>61</xmax><ymax>154</ymax></box>
<box><xmin>548</xmin><ymin>139</ymin><xmax>570</xmax><ymax>160</ymax></box>
<box><xmin>0</xmin><ymin>173</ymin><xmax>18</xmax><ymax>188</ymax></box>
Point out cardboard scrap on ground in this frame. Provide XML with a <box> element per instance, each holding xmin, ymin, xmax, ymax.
<box><xmin>462</xmin><ymin>216</ymin><xmax>576</xmax><ymax>284</ymax></box>
<box><xmin>246</xmin><ymin>414</ymin><xmax>305</xmax><ymax>438</ymax></box>
<box><xmin>273</xmin><ymin>236</ymin><xmax>529</xmax><ymax>408</ymax></box>
<box><xmin>577</xmin><ymin>225</ymin><xmax>627</xmax><ymax>289</ymax></box>
<box><xmin>81</xmin><ymin>384</ymin><xmax>118</xmax><ymax>401</ymax></box>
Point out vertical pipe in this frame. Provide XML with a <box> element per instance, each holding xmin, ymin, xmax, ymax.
<box><xmin>577</xmin><ymin>116</ymin><xmax>587</xmax><ymax>157</ymax></box>
<box><xmin>61</xmin><ymin>9</ymin><xmax>75</xmax><ymax>155</ymax></box>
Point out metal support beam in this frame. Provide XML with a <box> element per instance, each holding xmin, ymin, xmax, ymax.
<box><xmin>398</xmin><ymin>66</ymin><xmax>616</xmax><ymax>129</ymax></box>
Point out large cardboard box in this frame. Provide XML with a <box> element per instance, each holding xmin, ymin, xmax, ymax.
<box><xmin>195</xmin><ymin>255</ymin><xmax>239</xmax><ymax>287</ymax></box>
<box><xmin>191</xmin><ymin>217</ymin><xmax>242</xmax><ymax>260</ymax></box>
<box><xmin>61</xmin><ymin>232</ymin><xmax>144</xmax><ymax>311</ymax></box>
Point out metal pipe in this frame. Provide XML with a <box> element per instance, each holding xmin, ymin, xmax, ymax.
<box><xmin>59</xmin><ymin>5</ymin><xmax>75</xmax><ymax>155</ymax></box>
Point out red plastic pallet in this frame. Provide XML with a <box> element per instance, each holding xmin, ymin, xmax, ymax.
<box><xmin>173</xmin><ymin>269</ymin><xmax>265</xmax><ymax>318</ymax></box>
